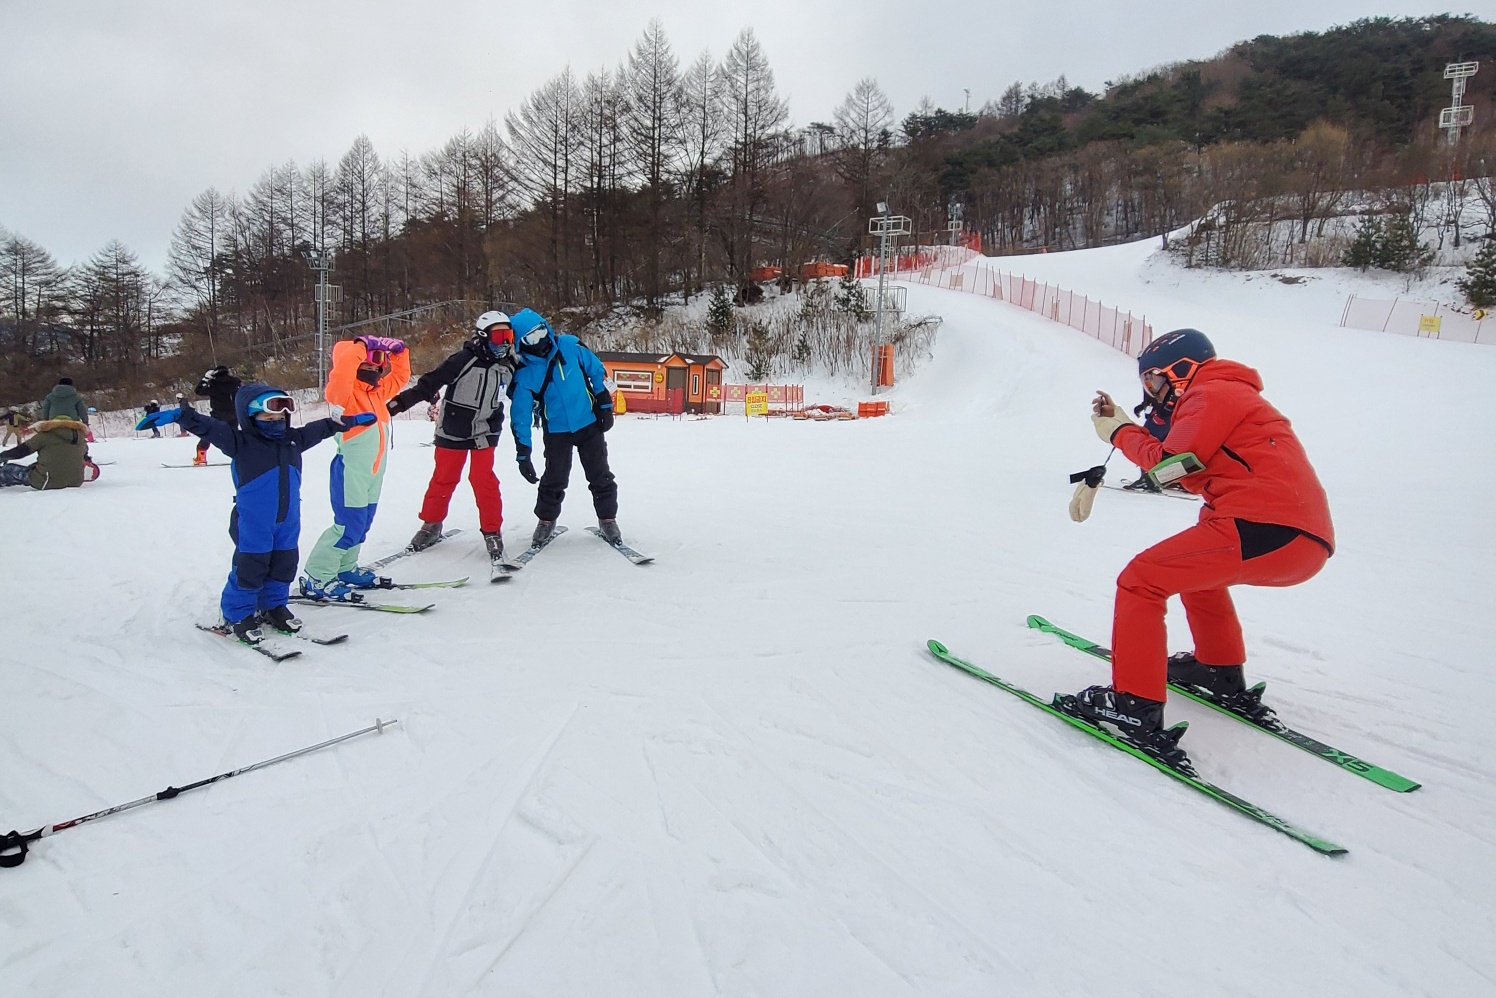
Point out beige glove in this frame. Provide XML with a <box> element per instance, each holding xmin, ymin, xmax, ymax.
<box><xmin>1091</xmin><ymin>390</ymin><xmax>1135</xmax><ymax>444</ymax></box>
<box><xmin>1068</xmin><ymin>481</ymin><xmax>1098</xmax><ymax>522</ymax></box>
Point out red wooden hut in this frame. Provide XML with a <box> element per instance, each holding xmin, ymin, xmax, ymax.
<box><xmin>597</xmin><ymin>351</ymin><xmax>727</xmax><ymax>415</ymax></box>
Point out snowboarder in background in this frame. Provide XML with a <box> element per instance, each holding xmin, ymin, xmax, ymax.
<box><xmin>42</xmin><ymin>378</ymin><xmax>88</xmax><ymax>424</ymax></box>
<box><xmin>507</xmin><ymin>308</ymin><xmax>620</xmax><ymax>547</ymax></box>
<box><xmin>300</xmin><ymin>335</ymin><xmax>411</xmax><ymax>599</ymax></box>
<box><xmin>0</xmin><ymin>416</ymin><xmax>89</xmax><ymax>490</ymax></box>
<box><xmin>136</xmin><ymin>386</ymin><xmax>373</xmax><ymax>642</ymax></box>
<box><xmin>1060</xmin><ymin>328</ymin><xmax>1335</xmax><ymax>762</ymax></box>
<box><xmin>141</xmin><ymin>400</ymin><xmax>163</xmax><ymax>438</ymax></box>
<box><xmin>194</xmin><ymin>366</ymin><xmax>242</xmax><ymax>464</ymax></box>
<box><xmin>387</xmin><ymin>311</ymin><xmax>517</xmax><ymax>565</ymax></box>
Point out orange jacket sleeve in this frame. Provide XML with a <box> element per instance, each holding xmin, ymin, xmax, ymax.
<box><xmin>324</xmin><ymin>340</ymin><xmax>412</xmax><ymax>420</ymax></box>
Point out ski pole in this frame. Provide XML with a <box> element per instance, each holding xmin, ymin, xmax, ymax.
<box><xmin>0</xmin><ymin>717</ymin><xmax>398</xmax><ymax>869</ymax></box>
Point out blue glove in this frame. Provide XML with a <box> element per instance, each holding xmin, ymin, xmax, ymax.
<box><xmin>135</xmin><ymin>409</ymin><xmax>180</xmax><ymax>431</ymax></box>
<box><xmin>516</xmin><ymin>444</ymin><xmax>539</xmax><ymax>484</ymax></box>
<box><xmin>340</xmin><ymin>412</ymin><xmax>378</xmax><ymax>430</ymax></box>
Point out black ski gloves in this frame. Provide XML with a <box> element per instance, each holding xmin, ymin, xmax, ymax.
<box><xmin>592</xmin><ymin>390</ymin><xmax>614</xmax><ymax>432</ymax></box>
<box><xmin>516</xmin><ymin>443</ymin><xmax>539</xmax><ymax>484</ymax></box>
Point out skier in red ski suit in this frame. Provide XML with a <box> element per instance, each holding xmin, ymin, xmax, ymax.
<box><xmin>1062</xmin><ymin>328</ymin><xmax>1335</xmax><ymax>751</ymax></box>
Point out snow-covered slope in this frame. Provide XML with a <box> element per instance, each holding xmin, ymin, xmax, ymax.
<box><xmin>4</xmin><ymin>242</ymin><xmax>1495</xmax><ymax>997</ymax></box>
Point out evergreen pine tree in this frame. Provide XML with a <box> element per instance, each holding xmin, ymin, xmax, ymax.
<box><xmin>706</xmin><ymin>283</ymin><xmax>734</xmax><ymax>339</ymax></box>
<box><xmin>834</xmin><ymin>273</ymin><xmax>870</xmax><ymax>319</ymax></box>
<box><xmin>1342</xmin><ymin>216</ymin><xmax>1383</xmax><ymax>271</ymax></box>
<box><xmin>745</xmin><ymin>322</ymin><xmax>773</xmax><ymax>380</ymax></box>
<box><xmin>792</xmin><ymin>331</ymin><xmax>811</xmax><ymax>363</ymax></box>
<box><xmin>1456</xmin><ymin>238</ymin><xmax>1496</xmax><ymax>309</ymax></box>
<box><xmin>1377</xmin><ymin>213</ymin><xmax>1434</xmax><ymax>274</ymax></box>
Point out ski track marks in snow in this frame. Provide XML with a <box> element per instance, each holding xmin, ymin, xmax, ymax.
<box><xmin>6</xmin><ymin>242</ymin><xmax>1496</xmax><ymax>996</ymax></box>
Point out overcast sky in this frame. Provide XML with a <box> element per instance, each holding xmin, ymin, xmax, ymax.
<box><xmin>2</xmin><ymin>1</ymin><xmax>1485</xmax><ymax>273</ymax></box>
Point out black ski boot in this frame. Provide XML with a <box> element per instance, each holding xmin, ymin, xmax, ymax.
<box><xmin>229</xmin><ymin>615</ymin><xmax>265</xmax><ymax>644</ymax></box>
<box><xmin>410</xmin><ymin>520</ymin><xmax>444</xmax><ymax>552</ymax></box>
<box><xmin>1054</xmin><ymin>685</ymin><xmax>1194</xmax><ymax>774</ymax></box>
<box><xmin>1169</xmin><ymin>654</ymin><xmax>1280</xmax><ymax>727</ymax></box>
<box><xmin>1122</xmin><ymin>475</ymin><xmax>1161</xmax><ymax>493</ymax></box>
<box><xmin>259</xmin><ymin>605</ymin><xmax>302</xmax><ymax>634</ymax></box>
<box><xmin>530</xmin><ymin>520</ymin><xmax>556</xmax><ymax>548</ymax></box>
<box><xmin>483</xmin><ymin>530</ymin><xmax>504</xmax><ymax>563</ymax></box>
<box><xmin>597</xmin><ymin>518</ymin><xmax>622</xmax><ymax>544</ymax></box>
<box><xmin>1167</xmin><ymin>653</ymin><xmax>1246</xmax><ymax>697</ymax></box>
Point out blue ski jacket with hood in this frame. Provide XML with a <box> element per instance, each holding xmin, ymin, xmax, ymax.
<box><xmin>507</xmin><ymin>309</ymin><xmax>611</xmax><ymax>450</ymax></box>
<box><xmin>177</xmin><ymin>383</ymin><xmax>343</xmax><ymax>534</ymax></box>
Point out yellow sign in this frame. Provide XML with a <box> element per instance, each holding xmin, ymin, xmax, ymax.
<box><xmin>745</xmin><ymin>391</ymin><xmax>769</xmax><ymax>416</ymax></box>
<box><xmin>614</xmin><ymin>391</ymin><xmax>626</xmax><ymax>415</ymax></box>
<box><xmin>654</xmin><ymin>370</ymin><xmax>664</xmax><ymax>383</ymax></box>
<box><xmin>1418</xmin><ymin>315</ymin><xmax>1442</xmax><ymax>335</ymax></box>
<box><xmin>1475</xmin><ymin>309</ymin><xmax>1489</xmax><ymax>321</ymax></box>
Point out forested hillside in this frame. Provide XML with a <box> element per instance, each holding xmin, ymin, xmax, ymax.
<box><xmin>3</xmin><ymin>15</ymin><xmax>1493</xmax><ymax>403</ymax></box>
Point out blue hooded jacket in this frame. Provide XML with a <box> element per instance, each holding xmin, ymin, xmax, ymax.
<box><xmin>507</xmin><ymin>310</ymin><xmax>610</xmax><ymax>450</ymax></box>
<box><xmin>178</xmin><ymin>383</ymin><xmax>342</xmax><ymax>528</ymax></box>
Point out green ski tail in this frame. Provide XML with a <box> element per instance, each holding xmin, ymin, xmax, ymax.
<box><xmin>1026</xmin><ymin>615</ymin><xmax>1420</xmax><ymax>793</ymax></box>
<box><xmin>926</xmin><ymin>640</ymin><xmax>1348</xmax><ymax>856</ymax></box>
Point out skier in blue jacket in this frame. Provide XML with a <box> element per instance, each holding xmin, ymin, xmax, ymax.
<box><xmin>507</xmin><ymin>308</ymin><xmax>621</xmax><ymax>547</ymax></box>
<box><xmin>138</xmin><ymin>383</ymin><xmax>375</xmax><ymax>643</ymax></box>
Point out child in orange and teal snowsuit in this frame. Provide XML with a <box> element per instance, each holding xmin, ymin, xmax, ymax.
<box><xmin>300</xmin><ymin>336</ymin><xmax>410</xmax><ymax>599</ymax></box>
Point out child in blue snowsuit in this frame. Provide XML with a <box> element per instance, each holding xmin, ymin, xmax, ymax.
<box><xmin>138</xmin><ymin>383</ymin><xmax>374</xmax><ymax>640</ymax></box>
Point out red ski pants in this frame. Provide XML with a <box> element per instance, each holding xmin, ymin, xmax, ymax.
<box><xmin>419</xmin><ymin>445</ymin><xmax>503</xmax><ymax>533</ymax></box>
<box><xmin>1111</xmin><ymin>517</ymin><xmax>1328</xmax><ymax>701</ymax></box>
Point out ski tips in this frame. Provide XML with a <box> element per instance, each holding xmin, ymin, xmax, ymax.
<box><xmin>926</xmin><ymin>639</ymin><xmax>950</xmax><ymax>655</ymax></box>
<box><xmin>1025</xmin><ymin>614</ymin><xmax>1052</xmax><ymax>629</ymax></box>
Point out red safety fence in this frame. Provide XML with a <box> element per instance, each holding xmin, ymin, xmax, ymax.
<box><xmin>719</xmin><ymin>384</ymin><xmax>805</xmax><ymax>412</ymax></box>
<box><xmin>856</xmin><ymin>247</ymin><xmax>1153</xmax><ymax>358</ymax></box>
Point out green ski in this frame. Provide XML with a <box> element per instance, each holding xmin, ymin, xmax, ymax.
<box><xmin>1026</xmin><ymin>615</ymin><xmax>1419</xmax><ymax>793</ymax></box>
<box><xmin>926</xmin><ymin>640</ymin><xmax>1347</xmax><ymax>856</ymax></box>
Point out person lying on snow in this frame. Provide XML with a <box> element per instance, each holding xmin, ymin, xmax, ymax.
<box><xmin>0</xmin><ymin>417</ymin><xmax>89</xmax><ymax>490</ymax></box>
<box><xmin>1061</xmin><ymin>328</ymin><xmax>1334</xmax><ymax>768</ymax></box>
<box><xmin>137</xmin><ymin>385</ymin><xmax>376</xmax><ymax>644</ymax></box>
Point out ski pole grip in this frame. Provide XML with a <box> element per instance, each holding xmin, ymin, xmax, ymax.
<box><xmin>0</xmin><ymin>830</ymin><xmax>31</xmax><ymax>868</ymax></box>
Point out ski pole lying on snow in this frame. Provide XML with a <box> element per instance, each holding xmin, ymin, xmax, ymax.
<box><xmin>0</xmin><ymin>717</ymin><xmax>398</xmax><ymax>869</ymax></box>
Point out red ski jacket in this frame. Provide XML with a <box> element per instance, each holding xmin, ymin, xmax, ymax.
<box><xmin>1112</xmin><ymin>360</ymin><xmax>1335</xmax><ymax>553</ymax></box>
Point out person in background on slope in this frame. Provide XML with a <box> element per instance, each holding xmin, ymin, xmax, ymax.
<box><xmin>387</xmin><ymin>310</ymin><xmax>517</xmax><ymax>565</ymax></box>
<box><xmin>42</xmin><ymin>377</ymin><xmax>88</xmax><ymax>424</ymax></box>
<box><xmin>194</xmin><ymin>366</ymin><xmax>242</xmax><ymax>465</ymax></box>
<box><xmin>300</xmin><ymin>335</ymin><xmax>411</xmax><ymax>599</ymax></box>
<box><xmin>507</xmin><ymin>308</ymin><xmax>620</xmax><ymax>548</ymax></box>
<box><xmin>136</xmin><ymin>386</ymin><xmax>373</xmax><ymax>642</ymax></box>
<box><xmin>1059</xmin><ymin>328</ymin><xmax>1335</xmax><ymax>762</ymax></box>
<box><xmin>0</xmin><ymin>415</ymin><xmax>89</xmax><ymax>490</ymax></box>
<box><xmin>141</xmin><ymin>399</ymin><xmax>163</xmax><ymax>438</ymax></box>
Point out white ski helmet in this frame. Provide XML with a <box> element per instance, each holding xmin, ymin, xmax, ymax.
<box><xmin>474</xmin><ymin>310</ymin><xmax>512</xmax><ymax>334</ymax></box>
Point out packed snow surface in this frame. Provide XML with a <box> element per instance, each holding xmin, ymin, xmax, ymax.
<box><xmin>4</xmin><ymin>240</ymin><xmax>1494</xmax><ymax>996</ymax></box>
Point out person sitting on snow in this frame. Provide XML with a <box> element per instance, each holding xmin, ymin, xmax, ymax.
<box><xmin>138</xmin><ymin>385</ymin><xmax>374</xmax><ymax>643</ymax></box>
<box><xmin>0</xmin><ymin>416</ymin><xmax>89</xmax><ymax>490</ymax></box>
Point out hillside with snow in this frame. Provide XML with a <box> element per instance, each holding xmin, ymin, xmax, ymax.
<box><xmin>3</xmin><ymin>240</ymin><xmax>1494</xmax><ymax>997</ymax></box>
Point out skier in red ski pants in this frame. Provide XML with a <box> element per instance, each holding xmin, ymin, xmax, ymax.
<box><xmin>1062</xmin><ymin>328</ymin><xmax>1334</xmax><ymax>754</ymax></box>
